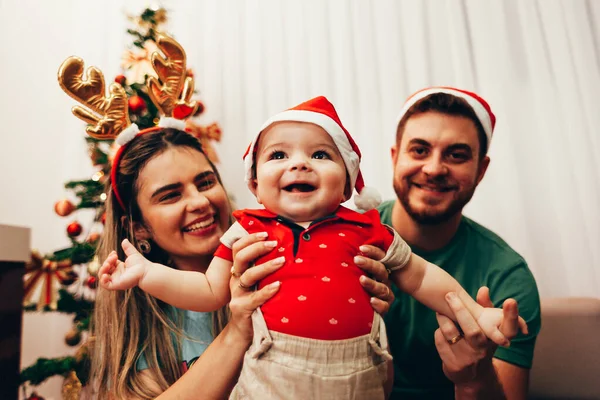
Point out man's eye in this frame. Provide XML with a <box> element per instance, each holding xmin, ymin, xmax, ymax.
<box><xmin>312</xmin><ymin>151</ymin><xmax>331</xmax><ymax>160</ymax></box>
<box><xmin>410</xmin><ymin>147</ymin><xmax>428</xmax><ymax>156</ymax></box>
<box><xmin>448</xmin><ymin>152</ymin><xmax>469</xmax><ymax>162</ymax></box>
<box><xmin>269</xmin><ymin>151</ymin><xmax>286</xmax><ymax>160</ymax></box>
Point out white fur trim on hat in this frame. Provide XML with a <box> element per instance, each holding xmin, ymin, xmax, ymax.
<box><xmin>115</xmin><ymin>123</ymin><xmax>140</xmax><ymax>146</ymax></box>
<box><xmin>395</xmin><ymin>88</ymin><xmax>493</xmax><ymax>150</ymax></box>
<box><xmin>158</xmin><ymin>116</ymin><xmax>186</xmax><ymax>131</ymax></box>
<box><xmin>354</xmin><ymin>186</ymin><xmax>381</xmax><ymax>211</ymax></box>
<box><xmin>244</xmin><ymin>109</ymin><xmax>360</xmax><ymax>193</ymax></box>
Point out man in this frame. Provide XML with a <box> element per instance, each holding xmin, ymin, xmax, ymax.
<box><xmin>378</xmin><ymin>87</ymin><xmax>541</xmax><ymax>399</ymax></box>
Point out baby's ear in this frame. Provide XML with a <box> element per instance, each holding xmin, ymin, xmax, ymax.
<box><xmin>342</xmin><ymin>176</ymin><xmax>352</xmax><ymax>201</ymax></box>
<box><xmin>249</xmin><ymin>179</ymin><xmax>262</xmax><ymax>204</ymax></box>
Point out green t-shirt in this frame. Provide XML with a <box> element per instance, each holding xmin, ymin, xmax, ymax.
<box><xmin>136</xmin><ymin>306</ymin><xmax>214</xmax><ymax>372</ymax></box>
<box><xmin>378</xmin><ymin>200</ymin><xmax>541</xmax><ymax>400</ymax></box>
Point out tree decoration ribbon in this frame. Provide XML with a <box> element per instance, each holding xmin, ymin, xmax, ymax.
<box><xmin>24</xmin><ymin>251</ymin><xmax>74</xmax><ymax>310</ymax></box>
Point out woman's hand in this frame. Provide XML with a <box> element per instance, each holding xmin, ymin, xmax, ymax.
<box><xmin>227</xmin><ymin>232</ymin><xmax>285</xmax><ymax>340</ymax></box>
<box><xmin>355</xmin><ymin>245</ymin><xmax>395</xmax><ymax>315</ymax></box>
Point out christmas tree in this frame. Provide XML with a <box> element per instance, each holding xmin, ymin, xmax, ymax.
<box><xmin>20</xmin><ymin>7</ymin><xmax>221</xmax><ymax>399</ymax></box>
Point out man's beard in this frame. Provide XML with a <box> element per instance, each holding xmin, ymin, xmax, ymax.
<box><xmin>393</xmin><ymin>179</ymin><xmax>476</xmax><ymax>225</ymax></box>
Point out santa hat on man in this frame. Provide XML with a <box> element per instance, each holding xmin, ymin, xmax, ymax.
<box><xmin>395</xmin><ymin>86</ymin><xmax>496</xmax><ymax>150</ymax></box>
<box><xmin>243</xmin><ymin>96</ymin><xmax>381</xmax><ymax>210</ymax></box>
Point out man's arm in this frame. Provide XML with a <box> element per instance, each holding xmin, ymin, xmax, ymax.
<box><xmin>451</xmin><ymin>354</ymin><xmax>529</xmax><ymax>400</ymax></box>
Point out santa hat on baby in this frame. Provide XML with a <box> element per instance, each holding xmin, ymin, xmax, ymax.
<box><xmin>396</xmin><ymin>86</ymin><xmax>496</xmax><ymax>150</ymax></box>
<box><xmin>243</xmin><ymin>96</ymin><xmax>381</xmax><ymax>210</ymax></box>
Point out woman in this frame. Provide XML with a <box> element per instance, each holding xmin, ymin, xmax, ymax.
<box><xmin>91</xmin><ymin>128</ymin><xmax>393</xmax><ymax>399</ymax></box>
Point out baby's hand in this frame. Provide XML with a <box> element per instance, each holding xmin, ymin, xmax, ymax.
<box><xmin>98</xmin><ymin>239</ymin><xmax>151</xmax><ymax>291</ymax></box>
<box><xmin>476</xmin><ymin>307</ymin><xmax>528</xmax><ymax>347</ymax></box>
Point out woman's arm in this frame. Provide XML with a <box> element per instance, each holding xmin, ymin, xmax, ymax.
<box><xmin>354</xmin><ymin>245</ymin><xmax>396</xmax><ymax>315</ymax></box>
<box><xmin>156</xmin><ymin>232</ymin><xmax>285</xmax><ymax>399</ymax></box>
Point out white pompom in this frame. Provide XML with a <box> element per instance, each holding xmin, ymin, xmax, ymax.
<box><xmin>115</xmin><ymin>124</ymin><xmax>140</xmax><ymax>146</ymax></box>
<box><xmin>158</xmin><ymin>117</ymin><xmax>186</xmax><ymax>130</ymax></box>
<box><xmin>354</xmin><ymin>186</ymin><xmax>382</xmax><ymax>211</ymax></box>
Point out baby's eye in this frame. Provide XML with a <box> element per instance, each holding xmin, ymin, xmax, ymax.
<box><xmin>269</xmin><ymin>151</ymin><xmax>286</xmax><ymax>160</ymax></box>
<box><xmin>312</xmin><ymin>150</ymin><xmax>331</xmax><ymax>160</ymax></box>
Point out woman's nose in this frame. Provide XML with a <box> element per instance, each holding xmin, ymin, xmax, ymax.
<box><xmin>187</xmin><ymin>190</ymin><xmax>211</xmax><ymax>212</ymax></box>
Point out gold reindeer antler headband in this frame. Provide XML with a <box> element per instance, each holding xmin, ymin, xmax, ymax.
<box><xmin>58</xmin><ymin>32</ymin><xmax>198</xmax><ymax>209</ymax></box>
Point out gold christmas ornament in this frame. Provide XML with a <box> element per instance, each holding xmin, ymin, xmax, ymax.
<box><xmin>64</xmin><ymin>327</ymin><xmax>82</xmax><ymax>346</ymax></box>
<box><xmin>61</xmin><ymin>370</ymin><xmax>82</xmax><ymax>400</ymax></box>
<box><xmin>87</xmin><ymin>256</ymin><xmax>101</xmax><ymax>276</ymax></box>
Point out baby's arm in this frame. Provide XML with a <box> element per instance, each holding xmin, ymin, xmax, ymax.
<box><xmin>389</xmin><ymin>254</ymin><xmax>527</xmax><ymax>346</ymax></box>
<box><xmin>98</xmin><ymin>239</ymin><xmax>231</xmax><ymax>312</ymax></box>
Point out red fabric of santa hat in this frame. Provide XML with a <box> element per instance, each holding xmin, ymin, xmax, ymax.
<box><xmin>395</xmin><ymin>86</ymin><xmax>496</xmax><ymax>150</ymax></box>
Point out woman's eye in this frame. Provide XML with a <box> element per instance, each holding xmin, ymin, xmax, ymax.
<box><xmin>269</xmin><ymin>151</ymin><xmax>286</xmax><ymax>160</ymax></box>
<box><xmin>312</xmin><ymin>150</ymin><xmax>331</xmax><ymax>160</ymax></box>
<box><xmin>159</xmin><ymin>192</ymin><xmax>180</xmax><ymax>202</ymax></box>
<box><xmin>197</xmin><ymin>178</ymin><xmax>217</xmax><ymax>191</ymax></box>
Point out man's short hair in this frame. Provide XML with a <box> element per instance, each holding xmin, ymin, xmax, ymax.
<box><xmin>396</xmin><ymin>93</ymin><xmax>489</xmax><ymax>161</ymax></box>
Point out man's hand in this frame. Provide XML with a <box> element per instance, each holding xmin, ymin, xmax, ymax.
<box><xmin>434</xmin><ymin>287</ymin><xmax>525</xmax><ymax>398</ymax></box>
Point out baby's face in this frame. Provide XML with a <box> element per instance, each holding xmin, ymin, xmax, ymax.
<box><xmin>252</xmin><ymin>121</ymin><xmax>347</xmax><ymax>224</ymax></box>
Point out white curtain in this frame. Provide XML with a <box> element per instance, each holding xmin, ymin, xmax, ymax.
<box><xmin>1</xmin><ymin>0</ymin><xmax>599</xmax><ymax>395</ymax></box>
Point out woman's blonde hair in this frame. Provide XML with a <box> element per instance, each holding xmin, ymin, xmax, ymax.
<box><xmin>90</xmin><ymin>129</ymin><xmax>232</xmax><ymax>399</ymax></box>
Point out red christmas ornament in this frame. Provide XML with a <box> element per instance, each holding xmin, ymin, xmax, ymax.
<box><xmin>128</xmin><ymin>95</ymin><xmax>146</xmax><ymax>114</ymax></box>
<box><xmin>27</xmin><ymin>393</ymin><xmax>45</xmax><ymax>400</ymax></box>
<box><xmin>115</xmin><ymin>74</ymin><xmax>126</xmax><ymax>86</ymax></box>
<box><xmin>101</xmin><ymin>212</ymin><xmax>107</xmax><ymax>225</ymax></box>
<box><xmin>67</xmin><ymin>221</ymin><xmax>83</xmax><ymax>238</ymax></box>
<box><xmin>54</xmin><ymin>199</ymin><xmax>75</xmax><ymax>217</ymax></box>
<box><xmin>86</xmin><ymin>276</ymin><xmax>98</xmax><ymax>289</ymax></box>
<box><xmin>193</xmin><ymin>101</ymin><xmax>205</xmax><ymax>116</ymax></box>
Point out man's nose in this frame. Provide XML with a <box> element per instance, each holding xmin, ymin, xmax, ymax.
<box><xmin>421</xmin><ymin>156</ymin><xmax>448</xmax><ymax>176</ymax></box>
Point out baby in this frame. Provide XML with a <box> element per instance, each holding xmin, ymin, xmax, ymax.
<box><xmin>99</xmin><ymin>96</ymin><xmax>526</xmax><ymax>399</ymax></box>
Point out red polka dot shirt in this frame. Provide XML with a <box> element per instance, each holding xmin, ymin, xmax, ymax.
<box><xmin>214</xmin><ymin>206</ymin><xmax>411</xmax><ymax>340</ymax></box>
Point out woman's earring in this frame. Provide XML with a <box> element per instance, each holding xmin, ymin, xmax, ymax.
<box><xmin>139</xmin><ymin>239</ymin><xmax>151</xmax><ymax>254</ymax></box>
